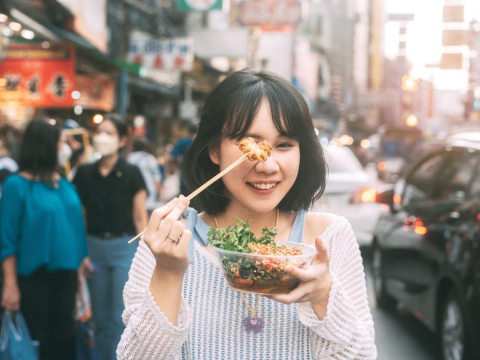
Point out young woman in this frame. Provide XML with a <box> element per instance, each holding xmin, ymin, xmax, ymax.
<box><xmin>73</xmin><ymin>114</ymin><xmax>148</xmax><ymax>360</ymax></box>
<box><xmin>1</xmin><ymin>118</ymin><xmax>88</xmax><ymax>360</ymax></box>
<box><xmin>117</xmin><ymin>70</ymin><xmax>376</xmax><ymax>359</ymax></box>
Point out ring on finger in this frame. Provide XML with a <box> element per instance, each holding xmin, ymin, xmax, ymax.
<box><xmin>168</xmin><ymin>236</ymin><xmax>179</xmax><ymax>243</ymax></box>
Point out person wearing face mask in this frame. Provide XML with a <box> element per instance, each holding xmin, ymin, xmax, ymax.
<box><xmin>0</xmin><ymin>118</ymin><xmax>88</xmax><ymax>360</ymax></box>
<box><xmin>72</xmin><ymin>113</ymin><xmax>148</xmax><ymax>360</ymax></box>
<box><xmin>58</xmin><ymin>141</ymin><xmax>73</xmax><ymax>168</ymax></box>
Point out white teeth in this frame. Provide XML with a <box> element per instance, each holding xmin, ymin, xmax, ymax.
<box><xmin>251</xmin><ymin>183</ymin><xmax>277</xmax><ymax>190</ymax></box>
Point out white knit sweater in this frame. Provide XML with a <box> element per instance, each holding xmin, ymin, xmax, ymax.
<box><xmin>117</xmin><ymin>217</ymin><xmax>377</xmax><ymax>359</ymax></box>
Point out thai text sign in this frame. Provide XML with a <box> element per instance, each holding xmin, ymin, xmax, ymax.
<box><xmin>0</xmin><ymin>44</ymin><xmax>75</xmax><ymax>108</ymax></box>
<box><xmin>128</xmin><ymin>31</ymin><xmax>194</xmax><ymax>72</ymax></box>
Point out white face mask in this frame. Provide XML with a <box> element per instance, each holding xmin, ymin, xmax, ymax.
<box><xmin>58</xmin><ymin>143</ymin><xmax>72</xmax><ymax>167</ymax></box>
<box><xmin>93</xmin><ymin>132</ymin><xmax>119</xmax><ymax>156</ymax></box>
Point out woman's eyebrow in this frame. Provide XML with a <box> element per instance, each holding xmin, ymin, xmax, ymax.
<box><xmin>244</xmin><ymin>133</ymin><xmax>294</xmax><ymax>141</ymax></box>
<box><xmin>244</xmin><ymin>133</ymin><xmax>264</xmax><ymax>140</ymax></box>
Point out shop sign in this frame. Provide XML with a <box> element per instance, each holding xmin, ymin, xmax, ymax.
<box><xmin>193</xmin><ymin>28</ymin><xmax>249</xmax><ymax>58</ymax></box>
<box><xmin>178</xmin><ymin>0</ymin><xmax>222</xmax><ymax>12</ymax></box>
<box><xmin>128</xmin><ymin>31</ymin><xmax>194</xmax><ymax>72</ymax></box>
<box><xmin>0</xmin><ymin>44</ymin><xmax>75</xmax><ymax>108</ymax></box>
<box><xmin>75</xmin><ymin>75</ymin><xmax>115</xmax><ymax>112</ymax></box>
<box><xmin>233</xmin><ymin>0</ymin><xmax>302</xmax><ymax>27</ymax></box>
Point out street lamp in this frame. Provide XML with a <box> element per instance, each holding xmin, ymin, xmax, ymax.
<box><xmin>406</xmin><ymin>114</ymin><xmax>418</xmax><ymax>127</ymax></box>
<box><xmin>93</xmin><ymin>114</ymin><xmax>103</xmax><ymax>124</ymax></box>
<box><xmin>401</xmin><ymin>76</ymin><xmax>418</xmax><ymax>92</ymax></box>
<box><xmin>8</xmin><ymin>22</ymin><xmax>21</xmax><ymax>32</ymax></box>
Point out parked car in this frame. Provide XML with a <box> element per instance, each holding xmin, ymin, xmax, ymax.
<box><xmin>373</xmin><ymin>133</ymin><xmax>480</xmax><ymax>360</ymax></box>
<box><xmin>318</xmin><ymin>145</ymin><xmax>381</xmax><ymax>247</ymax></box>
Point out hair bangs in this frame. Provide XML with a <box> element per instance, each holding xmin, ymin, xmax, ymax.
<box><xmin>264</xmin><ymin>82</ymin><xmax>311</xmax><ymax>141</ymax></box>
<box><xmin>222</xmin><ymin>83</ymin><xmax>265</xmax><ymax>140</ymax></box>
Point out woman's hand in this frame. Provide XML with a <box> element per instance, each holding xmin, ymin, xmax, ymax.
<box><xmin>1</xmin><ymin>283</ymin><xmax>20</xmax><ymax>311</ymax></box>
<box><xmin>144</xmin><ymin>195</ymin><xmax>192</xmax><ymax>278</ymax></box>
<box><xmin>269</xmin><ymin>237</ymin><xmax>332</xmax><ymax>318</ymax></box>
<box><xmin>78</xmin><ymin>257</ymin><xmax>95</xmax><ymax>280</ymax></box>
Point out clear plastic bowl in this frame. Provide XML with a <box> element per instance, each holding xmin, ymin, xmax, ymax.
<box><xmin>213</xmin><ymin>241</ymin><xmax>317</xmax><ymax>295</ymax></box>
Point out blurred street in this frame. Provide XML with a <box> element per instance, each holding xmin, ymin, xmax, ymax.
<box><xmin>364</xmin><ymin>261</ymin><xmax>441</xmax><ymax>360</ymax></box>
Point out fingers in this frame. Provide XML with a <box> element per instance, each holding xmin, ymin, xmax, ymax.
<box><xmin>145</xmin><ymin>197</ymin><xmax>179</xmax><ymax>239</ymax></box>
<box><xmin>314</xmin><ymin>237</ymin><xmax>330</xmax><ymax>265</ymax></box>
<box><xmin>176</xmin><ymin>229</ymin><xmax>192</xmax><ymax>253</ymax></box>
<box><xmin>85</xmin><ymin>258</ymin><xmax>95</xmax><ymax>272</ymax></box>
<box><xmin>285</xmin><ymin>265</ymin><xmax>315</xmax><ymax>282</ymax></box>
<box><xmin>167</xmin><ymin>221</ymin><xmax>184</xmax><ymax>243</ymax></box>
<box><xmin>2</xmin><ymin>297</ymin><xmax>20</xmax><ymax>311</ymax></box>
<box><xmin>157</xmin><ymin>196</ymin><xmax>190</xmax><ymax>240</ymax></box>
<box><xmin>269</xmin><ymin>285</ymin><xmax>306</xmax><ymax>305</ymax></box>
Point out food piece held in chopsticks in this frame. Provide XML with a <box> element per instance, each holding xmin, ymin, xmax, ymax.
<box><xmin>239</xmin><ymin>137</ymin><xmax>272</xmax><ymax>161</ymax></box>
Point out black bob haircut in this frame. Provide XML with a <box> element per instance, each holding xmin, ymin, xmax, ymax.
<box><xmin>18</xmin><ymin>118</ymin><xmax>62</xmax><ymax>182</ymax></box>
<box><xmin>184</xmin><ymin>69</ymin><xmax>327</xmax><ymax>215</ymax></box>
<box><xmin>98</xmin><ymin>113</ymin><xmax>128</xmax><ymax>138</ymax></box>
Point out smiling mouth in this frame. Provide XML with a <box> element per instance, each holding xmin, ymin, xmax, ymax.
<box><xmin>247</xmin><ymin>182</ymin><xmax>279</xmax><ymax>190</ymax></box>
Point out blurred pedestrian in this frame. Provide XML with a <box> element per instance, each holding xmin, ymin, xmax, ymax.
<box><xmin>73</xmin><ymin>113</ymin><xmax>147</xmax><ymax>360</ymax></box>
<box><xmin>0</xmin><ymin>118</ymin><xmax>88</xmax><ymax>360</ymax></box>
<box><xmin>160</xmin><ymin>155</ymin><xmax>180</xmax><ymax>203</ymax></box>
<box><xmin>170</xmin><ymin>122</ymin><xmax>197</xmax><ymax>195</ymax></box>
<box><xmin>0</xmin><ymin>138</ymin><xmax>18</xmax><ymax>198</ymax></box>
<box><xmin>128</xmin><ymin>136</ymin><xmax>162</xmax><ymax>214</ymax></box>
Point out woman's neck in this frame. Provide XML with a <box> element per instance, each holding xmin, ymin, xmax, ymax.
<box><xmin>216</xmin><ymin>200</ymin><xmax>279</xmax><ymax>237</ymax></box>
<box><xmin>19</xmin><ymin>171</ymin><xmax>60</xmax><ymax>182</ymax></box>
<box><xmin>99</xmin><ymin>153</ymin><xmax>119</xmax><ymax>176</ymax></box>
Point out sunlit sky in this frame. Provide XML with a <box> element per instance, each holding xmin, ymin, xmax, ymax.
<box><xmin>384</xmin><ymin>0</ymin><xmax>480</xmax><ymax>90</ymax></box>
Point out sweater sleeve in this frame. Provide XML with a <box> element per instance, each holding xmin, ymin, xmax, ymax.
<box><xmin>298</xmin><ymin>219</ymin><xmax>377</xmax><ymax>359</ymax></box>
<box><xmin>117</xmin><ymin>240</ymin><xmax>190</xmax><ymax>359</ymax></box>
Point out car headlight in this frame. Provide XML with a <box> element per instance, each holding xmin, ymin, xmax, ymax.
<box><xmin>350</xmin><ymin>188</ymin><xmax>377</xmax><ymax>204</ymax></box>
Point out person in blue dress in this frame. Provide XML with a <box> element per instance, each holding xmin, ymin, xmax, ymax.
<box><xmin>0</xmin><ymin>118</ymin><xmax>88</xmax><ymax>360</ymax></box>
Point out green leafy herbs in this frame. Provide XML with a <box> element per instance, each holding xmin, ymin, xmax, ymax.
<box><xmin>207</xmin><ymin>217</ymin><xmax>277</xmax><ymax>253</ymax></box>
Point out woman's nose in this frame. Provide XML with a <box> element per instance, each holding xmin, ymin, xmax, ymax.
<box><xmin>254</xmin><ymin>153</ymin><xmax>279</xmax><ymax>174</ymax></box>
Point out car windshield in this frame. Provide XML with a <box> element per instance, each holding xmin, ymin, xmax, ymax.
<box><xmin>324</xmin><ymin>146</ymin><xmax>364</xmax><ymax>173</ymax></box>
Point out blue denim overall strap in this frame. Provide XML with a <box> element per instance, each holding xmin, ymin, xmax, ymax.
<box><xmin>287</xmin><ymin>210</ymin><xmax>307</xmax><ymax>244</ymax></box>
<box><xmin>181</xmin><ymin>207</ymin><xmax>201</xmax><ymax>264</ymax></box>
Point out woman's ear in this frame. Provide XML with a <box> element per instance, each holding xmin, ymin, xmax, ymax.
<box><xmin>119</xmin><ymin>135</ymin><xmax>128</xmax><ymax>149</ymax></box>
<box><xmin>209</xmin><ymin>145</ymin><xmax>220</xmax><ymax>165</ymax></box>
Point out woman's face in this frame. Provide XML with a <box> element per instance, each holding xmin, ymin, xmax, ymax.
<box><xmin>95</xmin><ymin>119</ymin><xmax>127</xmax><ymax>150</ymax></box>
<box><xmin>210</xmin><ymin>101</ymin><xmax>300</xmax><ymax>214</ymax></box>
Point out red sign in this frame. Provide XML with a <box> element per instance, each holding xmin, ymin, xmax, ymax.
<box><xmin>75</xmin><ymin>75</ymin><xmax>115</xmax><ymax>112</ymax></box>
<box><xmin>0</xmin><ymin>44</ymin><xmax>75</xmax><ymax>108</ymax></box>
<box><xmin>234</xmin><ymin>0</ymin><xmax>302</xmax><ymax>27</ymax></box>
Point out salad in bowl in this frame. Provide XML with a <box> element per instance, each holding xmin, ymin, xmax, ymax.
<box><xmin>208</xmin><ymin>218</ymin><xmax>317</xmax><ymax>294</ymax></box>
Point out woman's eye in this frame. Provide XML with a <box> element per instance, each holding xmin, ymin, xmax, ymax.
<box><xmin>277</xmin><ymin>143</ymin><xmax>293</xmax><ymax>149</ymax></box>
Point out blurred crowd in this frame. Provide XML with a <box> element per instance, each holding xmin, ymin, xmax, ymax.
<box><xmin>0</xmin><ymin>115</ymin><xmax>196</xmax><ymax>360</ymax></box>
